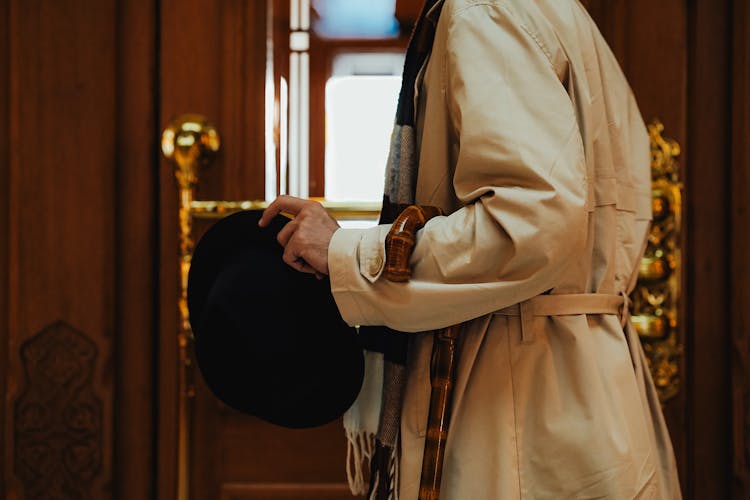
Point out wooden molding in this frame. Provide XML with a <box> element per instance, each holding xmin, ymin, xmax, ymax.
<box><xmin>686</xmin><ymin>0</ymin><xmax>734</xmax><ymax>498</ymax></box>
<box><xmin>221</xmin><ymin>482</ymin><xmax>353</xmax><ymax>500</ymax></box>
<box><xmin>0</xmin><ymin>0</ymin><xmax>9</xmax><ymax>492</ymax></box>
<box><xmin>114</xmin><ymin>0</ymin><xmax>158</xmax><ymax>498</ymax></box>
<box><xmin>731</xmin><ymin>0</ymin><xmax>750</xmax><ymax>496</ymax></box>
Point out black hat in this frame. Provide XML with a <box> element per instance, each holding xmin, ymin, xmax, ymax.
<box><xmin>187</xmin><ymin>209</ymin><xmax>364</xmax><ymax>429</ymax></box>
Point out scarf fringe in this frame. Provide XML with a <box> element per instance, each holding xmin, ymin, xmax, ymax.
<box><xmin>390</xmin><ymin>446</ymin><xmax>400</xmax><ymax>500</ymax></box>
<box><xmin>368</xmin><ymin>444</ymin><xmax>400</xmax><ymax>500</ymax></box>
<box><xmin>346</xmin><ymin>429</ymin><xmax>375</xmax><ymax>496</ymax></box>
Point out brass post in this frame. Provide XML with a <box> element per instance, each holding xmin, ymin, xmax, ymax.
<box><xmin>161</xmin><ymin>114</ymin><xmax>220</xmax><ymax>500</ymax></box>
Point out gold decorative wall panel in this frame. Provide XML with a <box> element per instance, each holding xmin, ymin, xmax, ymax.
<box><xmin>631</xmin><ymin>120</ymin><xmax>684</xmax><ymax>402</ymax></box>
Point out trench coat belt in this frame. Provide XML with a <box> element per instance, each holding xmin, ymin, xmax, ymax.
<box><xmin>494</xmin><ymin>293</ymin><xmax>628</xmax><ymax>343</ymax></box>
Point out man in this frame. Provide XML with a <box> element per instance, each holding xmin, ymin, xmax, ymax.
<box><xmin>259</xmin><ymin>0</ymin><xmax>682</xmax><ymax>498</ymax></box>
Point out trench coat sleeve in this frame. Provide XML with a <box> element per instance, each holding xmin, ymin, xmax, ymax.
<box><xmin>329</xmin><ymin>3</ymin><xmax>587</xmax><ymax>332</ymax></box>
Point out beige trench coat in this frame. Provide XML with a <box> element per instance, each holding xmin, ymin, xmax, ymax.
<box><xmin>329</xmin><ymin>0</ymin><xmax>682</xmax><ymax>498</ymax></box>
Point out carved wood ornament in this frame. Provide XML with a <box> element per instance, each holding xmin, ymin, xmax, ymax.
<box><xmin>14</xmin><ymin>322</ymin><xmax>102</xmax><ymax>500</ymax></box>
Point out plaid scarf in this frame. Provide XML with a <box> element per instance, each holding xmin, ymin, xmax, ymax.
<box><xmin>344</xmin><ymin>2</ymin><xmax>444</xmax><ymax>499</ymax></box>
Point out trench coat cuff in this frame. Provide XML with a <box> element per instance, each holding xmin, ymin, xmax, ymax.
<box><xmin>329</xmin><ymin>225</ymin><xmax>389</xmax><ymax>326</ymax></box>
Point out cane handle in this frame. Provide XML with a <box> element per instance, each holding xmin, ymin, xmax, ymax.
<box><xmin>384</xmin><ymin>205</ymin><xmax>443</xmax><ymax>282</ymax></box>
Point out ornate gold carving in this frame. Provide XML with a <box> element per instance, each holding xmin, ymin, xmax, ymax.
<box><xmin>631</xmin><ymin>120</ymin><xmax>683</xmax><ymax>402</ymax></box>
<box><xmin>14</xmin><ymin>322</ymin><xmax>102</xmax><ymax>499</ymax></box>
<box><xmin>162</xmin><ymin>114</ymin><xmax>220</xmax><ymax>500</ymax></box>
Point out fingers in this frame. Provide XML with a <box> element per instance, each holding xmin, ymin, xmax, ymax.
<box><xmin>275</xmin><ymin>218</ymin><xmax>297</xmax><ymax>247</ymax></box>
<box><xmin>279</xmin><ymin>224</ymin><xmax>329</xmax><ymax>276</ymax></box>
<box><xmin>282</xmin><ymin>243</ymin><xmax>317</xmax><ymax>275</ymax></box>
<box><xmin>273</xmin><ymin>210</ymin><xmax>315</xmax><ymax>274</ymax></box>
<box><xmin>258</xmin><ymin>196</ymin><xmax>334</xmax><ymax>277</ymax></box>
<box><xmin>258</xmin><ymin>195</ymin><xmax>314</xmax><ymax>227</ymax></box>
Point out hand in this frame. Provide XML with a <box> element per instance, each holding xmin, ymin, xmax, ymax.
<box><xmin>258</xmin><ymin>195</ymin><xmax>340</xmax><ymax>277</ymax></box>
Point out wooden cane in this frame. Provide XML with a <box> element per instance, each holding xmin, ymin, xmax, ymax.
<box><xmin>383</xmin><ymin>205</ymin><xmax>460</xmax><ymax>500</ymax></box>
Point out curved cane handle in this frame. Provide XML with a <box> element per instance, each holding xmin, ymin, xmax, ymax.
<box><xmin>384</xmin><ymin>205</ymin><xmax>443</xmax><ymax>282</ymax></box>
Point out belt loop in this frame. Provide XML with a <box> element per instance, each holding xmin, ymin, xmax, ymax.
<box><xmin>620</xmin><ymin>290</ymin><xmax>631</xmax><ymax>328</ymax></box>
<box><xmin>520</xmin><ymin>300</ymin><xmax>535</xmax><ymax>343</ymax></box>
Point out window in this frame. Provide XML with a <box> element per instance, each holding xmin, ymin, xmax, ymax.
<box><xmin>324</xmin><ymin>53</ymin><xmax>403</xmax><ymax>202</ymax></box>
<box><xmin>269</xmin><ymin>0</ymin><xmax>417</xmax><ymax>220</ymax></box>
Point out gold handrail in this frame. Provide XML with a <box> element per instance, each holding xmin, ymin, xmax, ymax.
<box><xmin>190</xmin><ymin>199</ymin><xmax>381</xmax><ymax>220</ymax></box>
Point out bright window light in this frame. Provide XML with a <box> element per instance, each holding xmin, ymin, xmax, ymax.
<box><xmin>325</xmin><ymin>75</ymin><xmax>401</xmax><ymax>202</ymax></box>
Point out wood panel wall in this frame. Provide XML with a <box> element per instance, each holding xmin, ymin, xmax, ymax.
<box><xmin>3</xmin><ymin>0</ymin><xmax>117</xmax><ymax>497</ymax></box>
<box><xmin>0</xmin><ymin>0</ymin><xmax>158</xmax><ymax>498</ymax></box>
